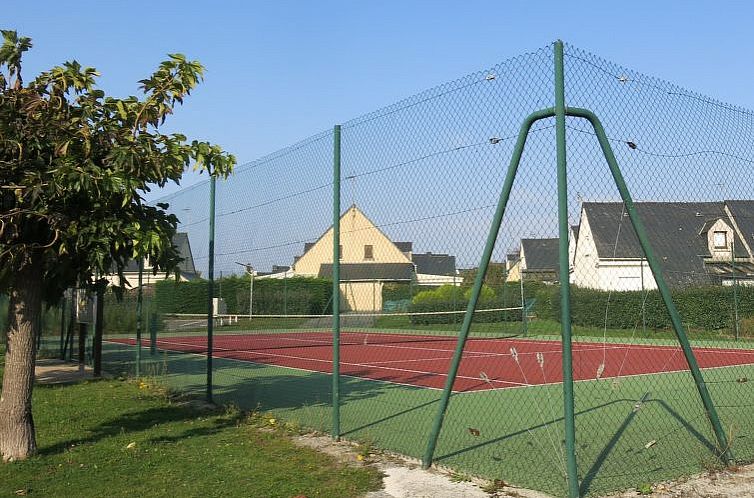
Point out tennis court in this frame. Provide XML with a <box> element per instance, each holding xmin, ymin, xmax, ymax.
<box><xmin>110</xmin><ymin>331</ymin><xmax>754</xmax><ymax>392</ymax></box>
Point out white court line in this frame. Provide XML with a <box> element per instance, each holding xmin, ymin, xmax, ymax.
<box><xmin>207</xmin><ymin>332</ymin><xmax>754</xmax><ymax>360</ymax></box>
<box><xmin>153</xmin><ymin>338</ymin><xmax>530</xmax><ymax>388</ymax></box>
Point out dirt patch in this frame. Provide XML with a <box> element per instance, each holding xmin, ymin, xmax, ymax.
<box><xmin>604</xmin><ymin>464</ymin><xmax>754</xmax><ymax>498</ymax></box>
<box><xmin>293</xmin><ymin>433</ymin><xmax>551</xmax><ymax>498</ymax></box>
<box><xmin>35</xmin><ymin>359</ymin><xmax>94</xmax><ymax>385</ymax></box>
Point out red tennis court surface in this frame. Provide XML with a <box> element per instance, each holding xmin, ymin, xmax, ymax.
<box><xmin>112</xmin><ymin>332</ymin><xmax>754</xmax><ymax>392</ymax></box>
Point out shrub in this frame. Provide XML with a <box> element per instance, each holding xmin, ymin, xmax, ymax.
<box><xmin>533</xmin><ymin>284</ymin><xmax>754</xmax><ymax>332</ymax></box>
<box><xmin>153</xmin><ymin>276</ymin><xmax>333</xmax><ymax>316</ymax></box>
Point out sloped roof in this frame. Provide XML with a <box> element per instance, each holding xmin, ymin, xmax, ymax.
<box><xmin>395</xmin><ymin>242</ymin><xmax>413</xmax><ymax>253</ymax></box>
<box><xmin>122</xmin><ymin>232</ymin><xmax>197</xmax><ymax>278</ymax></box>
<box><xmin>521</xmin><ymin>238</ymin><xmax>559</xmax><ymax>271</ymax></box>
<box><xmin>582</xmin><ymin>202</ymin><xmax>748</xmax><ymax>286</ymax></box>
<box><xmin>296</xmin><ymin>205</ymin><xmax>411</xmax><ymax>264</ymax></box>
<box><xmin>412</xmin><ymin>252</ymin><xmax>456</xmax><ymax>276</ymax></box>
<box><xmin>318</xmin><ymin>263</ymin><xmax>414</xmax><ymax>281</ymax></box>
<box><xmin>725</xmin><ymin>200</ymin><xmax>754</xmax><ymax>255</ymax></box>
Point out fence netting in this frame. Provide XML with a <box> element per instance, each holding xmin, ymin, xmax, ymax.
<box><xmin>91</xmin><ymin>41</ymin><xmax>754</xmax><ymax>496</ymax></box>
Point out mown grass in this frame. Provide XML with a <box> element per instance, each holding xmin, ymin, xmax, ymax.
<box><xmin>0</xmin><ymin>367</ymin><xmax>382</xmax><ymax>498</ymax></box>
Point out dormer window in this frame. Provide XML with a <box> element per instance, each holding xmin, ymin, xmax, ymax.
<box><xmin>713</xmin><ymin>231</ymin><xmax>728</xmax><ymax>249</ymax></box>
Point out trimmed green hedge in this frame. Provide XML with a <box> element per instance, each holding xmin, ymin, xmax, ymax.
<box><xmin>408</xmin><ymin>283</ymin><xmax>531</xmax><ymax>324</ymax></box>
<box><xmin>154</xmin><ymin>276</ymin><xmax>333</xmax><ymax>316</ymax></box>
<box><xmin>403</xmin><ymin>281</ymin><xmax>752</xmax><ymax>332</ymax></box>
<box><xmin>531</xmin><ymin>284</ymin><xmax>754</xmax><ymax>331</ymax></box>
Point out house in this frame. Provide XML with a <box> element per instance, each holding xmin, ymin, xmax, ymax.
<box><xmin>258</xmin><ymin>205</ymin><xmax>459</xmax><ymax>311</ymax></box>
<box><xmin>412</xmin><ymin>252</ymin><xmax>459</xmax><ymax>286</ymax></box>
<box><xmin>106</xmin><ymin>232</ymin><xmax>200</xmax><ymax>288</ymax></box>
<box><xmin>572</xmin><ymin>201</ymin><xmax>754</xmax><ymax>291</ymax></box>
<box><xmin>506</xmin><ymin>226</ymin><xmax>579</xmax><ymax>283</ymax></box>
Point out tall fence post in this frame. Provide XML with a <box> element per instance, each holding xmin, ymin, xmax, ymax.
<box><xmin>332</xmin><ymin>124</ymin><xmax>342</xmax><ymax>440</ymax></box>
<box><xmin>554</xmin><ymin>39</ymin><xmax>580</xmax><ymax>498</ymax></box>
<box><xmin>93</xmin><ymin>284</ymin><xmax>104</xmax><ymax>377</ymax></box>
<box><xmin>135</xmin><ymin>258</ymin><xmax>143</xmax><ymax>377</ymax></box>
<box><xmin>207</xmin><ymin>175</ymin><xmax>217</xmax><ymax>404</ymax></box>
<box><xmin>59</xmin><ymin>293</ymin><xmax>66</xmax><ymax>359</ymax></box>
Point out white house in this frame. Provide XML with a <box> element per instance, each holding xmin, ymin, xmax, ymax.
<box><xmin>572</xmin><ymin>201</ymin><xmax>754</xmax><ymax>291</ymax></box>
<box><xmin>105</xmin><ymin>232</ymin><xmax>200</xmax><ymax>288</ymax></box>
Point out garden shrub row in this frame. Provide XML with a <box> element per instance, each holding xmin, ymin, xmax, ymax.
<box><xmin>404</xmin><ymin>281</ymin><xmax>753</xmax><ymax>332</ymax></box>
<box><xmin>153</xmin><ymin>276</ymin><xmax>333</xmax><ymax>316</ymax></box>
<box><xmin>408</xmin><ymin>283</ymin><xmax>533</xmax><ymax>324</ymax></box>
<box><xmin>531</xmin><ymin>284</ymin><xmax>754</xmax><ymax>331</ymax></box>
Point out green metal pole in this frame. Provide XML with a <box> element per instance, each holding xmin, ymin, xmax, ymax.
<box><xmin>520</xmin><ymin>268</ymin><xmax>527</xmax><ymax>336</ymax></box>
<box><xmin>568</xmin><ymin>106</ymin><xmax>734</xmax><ymax>465</ymax></box>
<box><xmin>136</xmin><ymin>258</ymin><xmax>143</xmax><ymax>378</ymax></box>
<box><xmin>732</xmin><ymin>240</ymin><xmax>739</xmax><ymax>341</ymax></box>
<box><xmin>422</xmin><ymin>106</ymin><xmax>555</xmax><ymax>469</ymax></box>
<box><xmin>207</xmin><ymin>175</ymin><xmax>217</xmax><ymax>404</ymax></box>
<box><xmin>332</xmin><ymin>124</ymin><xmax>342</xmax><ymax>440</ymax></box>
<box><xmin>554</xmin><ymin>40</ymin><xmax>580</xmax><ymax>498</ymax></box>
<box><xmin>59</xmin><ymin>294</ymin><xmax>66</xmax><ymax>359</ymax></box>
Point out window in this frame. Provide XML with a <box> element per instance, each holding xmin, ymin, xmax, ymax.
<box><xmin>338</xmin><ymin>245</ymin><xmax>343</xmax><ymax>259</ymax></box>
<box><xmin>713</xmin><ymin>231</ymin><xmax>728</xmax><ymax>249</ymax></box>
<box><xmin>364</xmin><ymin>245</ymin><xmax>374</xmax><ymax>260</ymax></box>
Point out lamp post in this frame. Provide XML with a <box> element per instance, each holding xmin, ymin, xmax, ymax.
<box><xmin>235</xmin><ymin>262</ymin><xmax>255</xmax><ymax>319</ymax></box>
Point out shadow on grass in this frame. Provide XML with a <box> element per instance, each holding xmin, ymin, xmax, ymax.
<box><xmin>39</xmin><ymin>392</ymin><xmax>242</xmax><ymax>457</ymax></box>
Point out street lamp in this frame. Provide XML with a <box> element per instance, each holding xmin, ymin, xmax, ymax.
<box><xmin>235</xmin><ymin>262</ymin><xmax>255</xmax><ymax>319</ymax></box>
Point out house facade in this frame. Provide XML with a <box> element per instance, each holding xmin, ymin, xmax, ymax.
<box><xmin>259</xmin><ymin>205</ymin><xmax>458</xmax><ymax>311</ymax></box>
<box><xmin>572</xmin><ymin>201</ymin><xmax>754</xmax><ymax>291</ymax></box>
<box><xmin>506</xmin><ymin>226</ymin><xmax>578</xmax><ymax>283</ymax></box>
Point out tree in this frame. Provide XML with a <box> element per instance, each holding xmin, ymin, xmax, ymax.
<box><xmin>0</xmin><ymin>30</ymin><xmax>235</xmax><ymax>461</ymax></box>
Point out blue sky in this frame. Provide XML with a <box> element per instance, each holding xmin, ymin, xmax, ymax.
<box><xmin>6</xmin><ymin>2</ymin><xmax>754</xmax><ymax>273</ymax></box>
<box><xmin>6</xmin><ymin>1</ymin><xmax>754</xmax><ymax>197</ymax></box>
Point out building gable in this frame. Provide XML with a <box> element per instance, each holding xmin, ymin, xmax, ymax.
<box><xmin>293</xmin><ymin>205</ymin><xmax>412</xmax><ymax>276</ymax></box>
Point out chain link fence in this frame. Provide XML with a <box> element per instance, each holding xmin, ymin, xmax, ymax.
<box><xmin>85</xmin><ymin>41</ymin><xmax>754</xmax><ymax>496</ymax></box>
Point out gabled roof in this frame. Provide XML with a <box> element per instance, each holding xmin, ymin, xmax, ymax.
<box><xmin>121</xmin><ymin>232</ymin><xmax>198</xmax><ymax>278</ymax></box>
<box><xmin>412</xmin><ymin>252</ymin><xmax>456</xmax><ymax>276</ymax></box>
<box><xmin>318</xmin><ymin>263</ymin><xmax>414</xmax><ymax>281</ymax></box>
<box><xmin>725</xmin><ymin>200</ymin><xmax>754</xmax><ymax>255</ymax></box>
<box><xmin>295</xmin><ymin>204</ymin><xmax>411</xmax><ymax>264</ymax></box>
<box><xmin>521</xmin><ymin>238</ymin><xmax>559</xmax><ymax>271</ymax></box>
<box><xmin>581</xmin><ymin>202</ymin><xmax>747</xmax><ymax>286</ymax></box>
<box><xmin>395</xmin><ymin>242</ymin><xmax>413</xmax><ymax>253</ymax></box>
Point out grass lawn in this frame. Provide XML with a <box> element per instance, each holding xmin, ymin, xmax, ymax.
<box><xmin>0</xmin><ymin>368</ymin><xmax>382</xmax><ymax>498</ymax></box>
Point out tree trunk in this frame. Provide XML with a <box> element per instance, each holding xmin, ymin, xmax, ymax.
<box><xmin>0</xmin><ymin>265</ymin><xmax>42</xmax><ymax>461</ymax></box>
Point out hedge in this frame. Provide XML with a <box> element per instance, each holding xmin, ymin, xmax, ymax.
<box><xmin>531</xmin><ymin>284</ymin><xmax>754</xmax><ymax>331</ymax></box>
<box><xmin>408</xmin><ymin>283</ymin><xmax>532</xmax><ymax>324</ymax></box>
<box><xmin>154</xmin><ymin>276</ymin><xmax>333</xmax><ymax>316</ymax></box>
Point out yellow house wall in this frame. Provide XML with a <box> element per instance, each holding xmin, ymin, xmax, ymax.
<box><xmin>340</xmin><ymin>281</ymin><xmax>383</xmax><ymax>312</ymax></box>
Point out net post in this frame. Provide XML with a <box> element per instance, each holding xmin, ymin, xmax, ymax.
<box><xmin>206</xmin><ymin>175</ymin><xmax>217</xmax><ymax>404</ymax></box>
<box><xmin>136</xmin><ymin>258</ymin><xmax>143</xmax><ymax>378</ymax></box>
<box><xmin>422</xmin><ymin>106</ymin><xmax>554</xmax><ymax>469</ymax></box>
<box><xmin>567</xmin><ymin>105</ymin><xmax>734</xmax><ymax>466</ymax></box>
<box><xmin>332</xmin><ymin>124</ymin><xmax>342</xmax><ymax>441</ymax></box>
<box><xmin>554</xmin><ymin>39</ymin><xmax>581</xmax><ymax>498</ymax></box>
